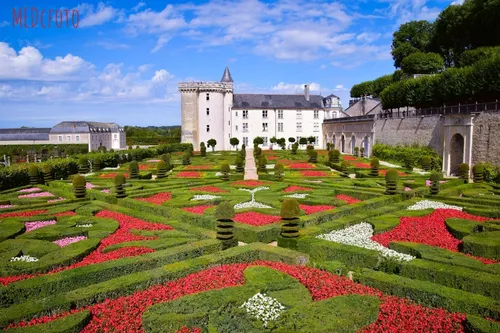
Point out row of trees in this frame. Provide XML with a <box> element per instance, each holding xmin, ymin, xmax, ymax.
<box><xmin>204</xmin><ymin>136</ymin><xmax>320</xmax><ymax>151</ymax></box>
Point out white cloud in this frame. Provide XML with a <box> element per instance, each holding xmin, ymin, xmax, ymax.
<box><xmin>0</xmin><ymin>21</ymin><xmax>9</xmax><ymax>28</ymax></box>
<box><xmin>132</xmin><ymin>2</ymin><xmax>147</xmax><ymax>12</ymax></box>
<box><xmin>95</xmin><ymin>40</ymin><xmax>130</xmax><ymax>49</ymax></box>
<box><xmin>356</xmin><ymin>32</ymin><xmax>382</xmax><ymax>43</ymax></box>
<box><xmin>451</xmin><ymin>0</ymin><xmax>464</xmax><ymax>5</ymax></box>
<box><xmin>126</xmin><ymin>5</ymin><xmax>187</xmax><ymax>35</ymax></box>
<box><xmin>380</xmin><ymin>0</ymin><xmax>442</xmax><ymax>25</ymax></box>
<box><xmin>272</xmin><ymin>82</ymin><xmax>323</xmax><ymax>93</ymax></box>
<box><xmin>151</xmin><ymin>34</ymin><xmax>171</xmax><ymax>53</ymax></box>
<box><xmin>77</xmin><ymin>2</ymin><xmax>120</xmax><ymax>27</ymax></box>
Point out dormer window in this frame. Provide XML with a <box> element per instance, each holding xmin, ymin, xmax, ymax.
<box><xmin>206</xmin><ymin>93</ymin><xmax>210</xmax><ymax>101</ymax></box>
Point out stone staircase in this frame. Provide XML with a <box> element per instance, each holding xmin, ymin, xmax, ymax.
<box><xmin>244</xmin><ymin>149</ymin><xmax>258</xmax><ymax>180</ymax></box>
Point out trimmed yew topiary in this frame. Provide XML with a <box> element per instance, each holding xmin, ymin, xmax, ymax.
<box><xmin>73</xmin><ymin>175</ymin><xmax>86</xmax><ymax>198</ymax></box>
<box><xmin>41</xmin><ymin>165</ymin><xmax>52</xmax><ymax>183</ymax></box>
<box><xmin>421</xmin><ymin>156</ymin><xmax>431</xmax><ymax>171</ymax></box>
<box><xmin>93</xmin><ymin>156</ymin><xmax>102</xmax><ymax>171</ymax></box>
<box><xmin>459</xmin><ymin>163</ymin><xmax>470</xmax><ymax>182</ymax></box>
<box><xmin>354</xmin><ymin>147</ymin><xmax>359</xmax><ymax>157</ymax></box>
<box><xmin>215</xmin><ymin>202</ymin><xmax>236</xmax><ymax>249</ymax></box>
<box><xmin>182</xmin><ymin>152</ymin><xmax>191</xmax><ymax>166</ymax></box>
<box><xmin>258</xmin><ymin>155</ymin><xmax>267</xmax><ymax>173</ymax></box>
<box><xmin>28</xmin><ymin>165</ymin><xmax>39</xmax><ymax>185</ymax></box>
<box><xmin>220</xmin><ymin>163</ymin><xmax>230</xmax><ymax>181</ymax></box>
<box><xmin>291</xmin><ymin>143</ymin><xmax>298</xmax><ymax>155</ymax></box>
<box><xmin>370</xmin><ymin>158</ymin><xmax>380</xmax><ymax>176</ymax></box>
<box><xmin>429</xmin><ymin>171</ymin><xmax>441</xmax><ymax>195</ymax></box>
<box><xmin>78</xmin><ymin>157</ymin><xmax>89</xmax><ymax>174</ymax></box>
<box><xmin>254</xmin><ymin>147</ymin><xmax>262</xmax><ymax>160</ymax></box>
<box><xmin>200</xmin><ymin>142</ymin><xmax>207</xmax><ymax>157</ymax></box>
<box><xmin>340</xmin><ymin>161</ymin><xmax>350</xmax><ymax>177</ymax></box>
<box><xmin>275</xmin><ymin>163</ymin><xmax>284</xmax><ymax>181</ymax></box>
<box><xmin>404</xmin><ymin>155</ymin><xmax>414</xmax><ymax>171</ymax></box>
<box><xmin>360</xmin><ymin>146</ymin><xmax>365</xmax><ymax>157</ymax></box>
<box><xmin>280</xmin><ymin>199</ymin><xmax>300</xmax><ymax>238</ymax></box>
<box><xmin>308</xmin><ymin>150</ymin><xmax>318</xmax><ymax>163</ymax></box>
<box><xmin>384</xmin><ymin>168</ymin><xmax>399</xmax><ymax>195</ymax></box>
<box><xmin>332</xmin><ymin>149</ymin><xmax>340</xmax><ymax>163</ymax></box>
<box><xmin>157</xmin><ymin>160</ymin><xmax>168</xmax><ymax>179</ymax></box>
<box><xmin>114</xmin><ymin>174</ymin><xmax>127</xmax><ymax>198</ymax></box>
<box><xmin>473</xmin><ymin>164</ymin><xmax>484</xmax><ymax>183</ymax></box>
<box><xmin>129</xmin><ymin>161</ymin><xmax>139</xmax><ymax>179</ymax></box>
<box><xmin>235</xmin><ymin>156</ymin><xmax>244</xmax><ymax>173</ymax></box>
<box><xmin>161</xmin><ymin>154</ymin><xmax>172</xmax><ymax>170</ymax></box>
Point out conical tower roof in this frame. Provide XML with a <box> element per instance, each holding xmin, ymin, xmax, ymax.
<box><xmin>220</xmin><ymin>66</ymin><xmax>233</xmax><ymax>83</ymax></box>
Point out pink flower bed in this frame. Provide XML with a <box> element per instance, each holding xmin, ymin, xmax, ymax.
<box><xmin>53</xmin><ymin>236</ymin><xmax>88</xmax><ymax>247</ymax></box>
<box><xmin>283</xmin><ymin>185</ymin><xmax>313</xmax><ymax>192</ymax></box>
<box><xmin>18</xmin><ymin>187</ymin><xmax>41</xmax><ymax>193</ymax></box>
<box><xmin>86</xmin><ymin>183</ymin><xmax>97</xmax><ymax>189</ymax></box>
<box><xmin>18</xmin><ymin>192</ymin><xmax>54</xmax><ymax>199</ymax></box>
<box><xmin>335</xmin><ymin>194</ymin><xmax>361</xmax><ymax>204</ymax></box>
<box><xmin>233</xmin><ymin>212</ymin><xmax>281</xmax><ymax>226</ymax></box>
<box><xmin>0</xmin><ymin>205</ymin><xmax>16</xmax><ymax>209</ymax></box>
<box><xmin>176</xmin><ymin>172</ymin><xmax>203</xmax><ymax>178</ymax></box>
<box><xmin>147</xmin><ymin>159</ymin><xmax>161</xmax><ymax>163</ymax></box>
<box><xmin>25</xmin><ymin>220</ymin><xmax>57</xmax><ymax>232</ymax></box>
<box><xmin>182</xmin><ymin>205</ymin><xmax>215</xmax><ymax>215</ymax></box>
<box><xmin>47</xmin><ymin>197</ymin><xmax>66</xmax><ymax>203</ymax></box>
<box><xmin>185</xmin><ymin>165</ymin><xmax>214</xmax><ymax>170</ymax></box>
<box><xmin>404</xmin><ymin>187</ymin><xmax>412</xmax><ymax>191</ymax></box>
<box><xmin>101</xmin><ymin>189</ymin><xmax>111</xmax><ymax>193</ymax></box>
<box><xmin>426</xmin><ymin>180</ymin><xmax>448</xmax><ymax>186</ymax></box>
<box><xmin>299</xmin><ymin>204</ymin><xmax>335</xmax><ymax>215</ymax></box>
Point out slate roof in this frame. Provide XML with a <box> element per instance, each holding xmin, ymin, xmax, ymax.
<box><xmin>220</xmin><ymin>67</ymin><xmax>233</xmax><ymax>83</ymax></box>
<box><xmin>325</xmin><ymin>93</ymin><xmax>339</xmax><ymax>99</ymax></box>
<box><xmin>343</xmin><ymin>98</ymin><xmax>382</xmax><ymax>117</ymax></box>
<box><xmin>232</xmin><ymin>94</ymin><xmax>325</xmax><ymax>109</ymax></box>
<box><xmin>0</xmin><ymin>128</ymin><xmax>51</xmax><ymax>141</ymax></box>
<box><xmin>50</xmin><ymin>121</ymin><xmax>122</xmax><ymax>133</ymax></box>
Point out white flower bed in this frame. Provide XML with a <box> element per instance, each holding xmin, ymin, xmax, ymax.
<box><xmin>215</xmin><ymin>172</ymin><xmax>222</xmax><ymax>176</ymax></box>
<box><xmin>266</xmin><ymin>164</ymin><xmax>275</xmax><ymax>169</ymax></box>
<box><xmin>284</xmin><ymin>193</ymin><xmax>309</xmax><ymax>199</ymax></box>
<box><xmin>379</xmin><ymin>161</ymin><xmax>401</xmax><ymax>168</ymax></box>
<box><xmin>241</xmin><ymin>293</ymin><xmax>285</xmax><ymax>327</ymax></box>
<box><xmin>75</xmin><ymin>224</ymin><xmax>93</xmax><ymax>228</ymax></box>
<box><xmin>191</xmin><ymin>195</ymin><xmax>221</xmax><ymax>201</ymax></box>
<box><xmin>413</xmin><ymin>170</ymin><xmax>429</xmax><ymax>175</ymax></box>
<box><xmin>234</xmin><ymin>187</ymin><xmax>272</xmax><ymax>209</ymax></box>
<box><xmin>10</xmin><ymin>255</ymin><xmax>38</xmax><ymax>262</ymax></box>
<box><xmin>102</xmin><ymin>166</ymin><xmax>120</xmax><ymax>170</ymax></box>
<box><xmin>317</xmin><ymin>223</ymin><xmax>415</xmax><ymax>262</ymax></box>
<box><xmin>406</xmin><ymin>200</ymin><xmax>462</xmax><ymax>211</ymax></box>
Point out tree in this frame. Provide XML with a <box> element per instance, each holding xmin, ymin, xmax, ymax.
<box><xmin>229</xmin><ymin>137</ymin><xmax>239</xmax><ymax>151</ymax></box>
<box><xmin>350</xmin><ymin>80</ymin><xmax>375</xmax><ymax>98</ymax></box>
<box><xmin>253</xmin><ymin>137</ymin><xmax>264</xmax><ymax>146</ymax></box>
<box><xmin>299</xmin><ymin>137</ymin><xmax>308</xmax><ymax>146</ymax></box>
<box><xmin>270</xmin><ymin>136</ymin><xmax>277</xmax><ymax>149</ymax></box>
<box><xmin>391</xmin><ymin>20</ymin><xmax>433</xmax><ymax>68</ymax></box>
<box><xmin>200</xmin><ymin>142</ymin><xmax>207</xmax><ymax>157</ymax></box>
<box><xmin>307</xmin><ymin>136</ymin><xmax>316</xmax><ymax>145</ymax></box>
<box><xmin>207</xmin><ymin>139</ymin><xmax>217</xmax><ymax>152</ymax></box>
<box><xmin>458</xmin><ymin>46</ymin><xmax>500</xmax><ymax>67</ymax></box>
<box><xmin>277</xmin><ymin>138</ymin><xmax>286</xmax><ymax>150</ymax></box>
<box><xmin>288</xmin><ymin>137</ymin><xmax>296</xmax><ymax>148</ymax></box>
<box><xmin>401</xmin><ymin>52</ymin><xmax>444</xmax><ymax>74</ymax></box>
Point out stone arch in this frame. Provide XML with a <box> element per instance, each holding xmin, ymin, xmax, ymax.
<box><xmin>450</xmin><ymin>133</ymin><xmax>464</xmax><ymax>175</ymax></box>
<box><xmin>351</xmin><ymin>135</ymin><xmax>356</xmax><ymax>154</ymax></box>
<box><xmin>363</xmin><ymin>135</ymin><xmax>369</xmax><ymax>157</ymax></box>
<box><xmin>341</xmin><ymin>135</ymin><xmax>345</xmax><ymax>153</ymax></box>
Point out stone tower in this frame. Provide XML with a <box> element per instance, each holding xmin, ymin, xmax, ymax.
<box><xmin>178</xmin><ymin>67</ymin><xmax>233</xmax><ymax>151</ymax></box>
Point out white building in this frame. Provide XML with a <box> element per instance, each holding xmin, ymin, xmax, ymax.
<box><xmin>179</xmin><ymin>67</ymin><xmax>342</xmax><ymax>151</ymax></box>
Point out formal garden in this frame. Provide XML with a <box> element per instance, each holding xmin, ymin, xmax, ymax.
<box><xmin>0</xmin><ymin>143</ymin><xmax>499</xmax><ymax>333</ymax></box>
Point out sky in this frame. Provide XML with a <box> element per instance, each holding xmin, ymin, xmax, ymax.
<box><xmin>0</xmin><ymin>0</ymin><xmax>461</xmax><ymax>128</ymax></box>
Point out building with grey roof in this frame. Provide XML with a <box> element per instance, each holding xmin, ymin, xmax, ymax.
<box><xmin>178</xmin><ymin>67</ymin><xmax>342</xmax><ymax>151</ymax></box>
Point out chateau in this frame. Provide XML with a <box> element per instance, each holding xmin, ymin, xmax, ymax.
<box><xmin>178</xmin><ymin>67</ymin><xmax>342</xmax><ymax>151</ymax></box>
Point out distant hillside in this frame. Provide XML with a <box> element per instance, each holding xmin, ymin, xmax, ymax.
<box><xmin>124</xmin><ymin>125</ymin><xmax>181</xmax><ymax>145</ymax></box>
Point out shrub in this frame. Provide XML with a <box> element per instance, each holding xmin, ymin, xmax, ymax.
<box><xmin>473</xmin><ymin>164</ymin><xmax>484</xmax><ymax>183</ymax></box>
<box><xmin>291</xmin><ymin>143</ymin><xmax>299</xmax><ymax>155</ymax></box>
<box><xmin>200</xmin><ymin>142</ymin><xmax>207</xmax><ymax>157</ymax></box>
<box><xmin>299</xmin><ymin>137</ymin><xmax>308</xmax><ymax>146</ymax></box>
<box><xmin>41</xmin><ymin>164</ymin><xmax>52</xmax><ymax>183</ymax></box>
<box><xmin>156</xmin><ymin>160</ymin><xmax>168</xmax><ymax>179</ymax></box>
<box><xmin>254</xmin><ymin>147</ymin><xmax>262</xmax><ymax>160</ymax></box>
<box><xmin>308</xmin><ymin>151</ymin><xmax>318</xmax><ymax>163</ymax></box>
<box><xmin>354</xmin><ymin>147</ymin><xmax>359</xmax><ymax>157</ymax></box>
<box><xmin>28</xmin><ymin>165</ymin><xmax>39</xmax><ymax>185</ymax></box>
<box><xmin>421</xmin><ymin>156</ymin><xmax>431</xmax><ymax>171</ymax></box>
<box><xmin>161</xmin><ymin>154</ymin><xmax>171</xmax><ymax>170</ymax></box>
<box><xmin>220</xmin><ymin>163</ymin><xmax>230</xmax><ymax>181</ymax></box>
<box><xmin>459</xmin><ymin>163</ymin><xmax>470</xmax><ymax>182</ymax></box>
<box><xmin>280</xmin><ymin>199</ymin><xmax>300</xmax><ymax>238</ymax></box>
<box><xmin>72</xmin><ymin>175</ymin><xmax>86</xmax><ymax>198</ymax></box>
<box><xmin>360</xmin><ymin>146</ymin><xmax>365</xmax><ymax>157</ymax></box>
<box><xmin>400</xmin><ymin>52</ymin><xmax>444</xmax><ymax>74</ymax></box>
<box><xmin>370</xmin><ymin>158</ymin><xmax>379</xmax><ymax>177</ymax></box>
<box><xmin>258</xmin><ymin>155</ymin><xmax>267</xmax><ymax>173</ymax></box>
<box><xmin>182</xmin><ymin>152</ymin><xmax>191</xmax><ymax>166</ymax></box>
<box><xmin>403</xmin><ymin>155</ymin><xmax>414</xmax><ymax>171</ymax></box>
<box><xmin>129</xmin><ymin>161</ymin><xmax>139</xmax><ymax>179</ymax></box>
<box><xmin>78</xmin><ymin>157</ymin><xmax>89</xmax><ymax>174</ymax></box>
<box><xmin>275</xmin><ymin>163</ymin><xmax>284</xmax><ymax>181</ymax></box>
<box><xmin>384</xmin><ymin>169</ymin><xmax>399</xmax><ymax>195</ymax></box>
<box><xmin>332</xmin><ymin>149</ymin><xmax>340</xmax><ymax>163</ymax></box>
<box><xmin>186</xmin><ymin>144</ymin><xmax>194</xmax><ymax>157</ymax></box>
<box><xmin>207</xmin><ymin>139</ymin><xmax>217</xmax><ymax>152</ymax></box>
<box><xmin>235</xmin><ymin>156</ymin><xmax>244</xmax><ymax>173</ymax></box>
<box><xmin>93</xmin><ymin>156</ymin><xmax>102</xmax><ymax>171</ymax></box>
<box><xmin>429</xmin><ymin>171</ymin><xmax>441</xmax><ymax>195</ymax></box>
<box><xmin>114</xmin><ymin>174</ymin><xmax>127</xmax><ymax>198</ymax></box>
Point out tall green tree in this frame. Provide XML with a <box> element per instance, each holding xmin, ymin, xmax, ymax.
<box><xmin>391</xmin><ymin>20</ymin><xmax>433</xmax><ymax>68</ymax></box>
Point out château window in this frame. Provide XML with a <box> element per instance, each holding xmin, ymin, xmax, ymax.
<box><xmin>243</xmin><ymin>123</ymin><xmax>248</xmax><ymax>132</ymax></box>
<box><xmin>296</xmin><ymin>110</ymin><xmax>302</xmax><ymax>119</ymax></box>
<box><xmin>206</xmin><ymin>93</ymin><xmax>210</xmax><ymax>101</ymax></box>
<box><xmin>263</xmin><ymin>137</ymin><xmax>268</xmax><ymax>146</ymax></box>
<box><xmin>262</xmin><ymin>110</ymin><xmax>268</xmax><ymax>119</ymax></box>
<box><xmin>235</xmin><ymin>111</ymin><xmax>238</xmax><ymax>116</ymax></box>
<box><xmin>313</xmin><ymin>122</ymin><xmax>319</xmax><ymax>132</ymax></box>
<box><xmin>243</xmin><ymin>110</ymin><xmax>248</xmax><ymax>119</ymax></box>
<box><xmin>262</xmin><ymin>123</ymin><xmax>268</xmax><ymax>132</ymax></box>
<box><xmin>206</xmin><ymin>108</ymin><xmax>210</xmax><ymax>115</ymax></box>
<box><xmin>315</xmin><ymin>136</ymin><xmax>319</xmax><ymax>145</ymax></box>
<box><xmin>206</xmin><ymin>125</ymin><xmax>210</xmax><ymax>132</ymax></box>
<box><xmin>243</xmin><ymin>137</ymin><xmax>248</xmax><ymax>146</ymax></box>
<box><xmin>278</xmin><ymin>110</ymin><xmax>283</xmax><ymax>119</ymax></box>
<box><xmin>278</xmin><ymin>123</ymin><xmax>284</xmax><ymax>132</ymax></box>
<box><xmin>236</xmin><ymin>125</ymin><xmax>238</xmax><ymax>131</ymax></box>
<box><xmin>76</xmin><ymin>135</ymin><xmax>80</xmax><ymax>142</ymax></box>
<box><xmin>58</xmin><ymin>135</ymin><xmax>62</xmax><ymax>142</ymax></box>
<box><xmin>314</xmin><ymin>110</ymin><xmax>319</xmax><ymax>119</ymax></box>
<box><xmin>296</xmin><ymin>122</ymin><xmax>302</xmax><ymax>132</ymax></box>
<box><xmin>66</xmin><ymin>135</ymin><xmax>70</xmax><ymax>142</ymax></box>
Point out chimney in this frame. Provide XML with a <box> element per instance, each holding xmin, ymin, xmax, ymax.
<box><xmin>304</xmin><ymin>84</ymin><xmax>310</xmax><ymax>101</ymax></box>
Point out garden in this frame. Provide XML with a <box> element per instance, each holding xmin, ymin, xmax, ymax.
<box><xmin>0</xmin><ymin>144</ymin><xmax>499</xmax><ymax>333</ymax></box>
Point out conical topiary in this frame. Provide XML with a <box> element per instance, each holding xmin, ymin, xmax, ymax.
<box><xmin>360</xmin><ymin>146</ymin><xmax>365</xmax><ymax>158</ymax></box>
<box><xmin>258</xmin><ymin>155</ymin><xmax>267</xmax><ymax>173</ymax></box>
<box><xmin>404</xmin><ymin>154</ymin><xmax>414</xmax><ymax>171</ymax></box>
<box><xmin>340</xmin><ymin>161</ymin><xmax>350</xmax><ymax>177</ymax></box>
<box><xmin>275</xmin><ymin>163</ymin><xmax>285</xmax><ymax>181</ymax></box>
<box><xmin>93</xmin><ymin>156</ymin><xmax>102</xmax><ymax>171</ymax></box>
<box><xmin>114</xmin><ymin>174</ymin><xmax>127</xmax><ymax>198</ymax></box>
<box><xmin>161</xmin><ymin>154</ymin><xmax>171</xmax><ymax>170</ymax></box>
<box><xmin>73</xmin><ymin>175</ymin><xmax>86</xmax><ymax>198</ymax></box>
<box><xmin>473</xmin><ymin>164</ymin><xmax>484</xmax><ymax>183</ymax></box>
<box><xmin>354</xmin><ymin>147</ymin><xmax>359</xmax><ymax>157</ymax></box>
<box><xmin>235</xmin><ymin>156</ymin><xmax>244</xmax><ymax>173</ymax></box>
<box><xmin>41</xmin><ymin>164</ymin><xmax>52</xmax><ymax>183</ymax></box>
<box><xmin>157</xmin><ymin>160</ymin><xmax>168</xmax><ymax>179</ymax></box>
<box><xmin>308</xmin><ymin>150</ymin><xmax>318</xmax><ymax>163</ymax></box>
<box><xmin>370</xmin><ymin>158</ymin><xmax>379</xmax><ymax>176</ymax></box>
<box><xmin>200</xmin><ymin>142</ymin><xmax>207</xmax><ymax>157</ymax></box>
<box><xmin>384</xmin><ymin>168</ymin><xmax>399</xmax><ymax>195</ymax></box>
<box><xmin>129</xmin><ymin>161</ymin><xmax>139</xmax><ymax>179</ymax></box>
<box><xmin>220</xmin><ymin>163</ymin><xmax>230</xmax><ymax>181</ymax></box>
<box><xmin>280</xmin><ymin>199</ymin><xmax>301</xmax><ymax>238</ymax></box>
<box><xmin>79</xmin><ymin>157</ymin><xmax>89</xmax><ymax>174</ymax></box>
<box><xmin>332</xmin><ymin>149</ymin><xmax>340</xmax><ymax>163</ymax></box>
<box><xmin>458</xmin><ymin>163</ymin><xmax>469</xmax><ymax>182</ymax></box>
<box><xmin>215</xmin><ymin>202</ymin><xmax>236</xmax><ymax>249</ymax></box>
<box><xmin>254</xmin><ymin>147</ymin><xmax>262</xmax><ymax>160</ymax></box>
<box><xmin>421</xmin><ymin>156</ymin><xmax>431</xmax><ymax>171</ymax></box>
<box><xmin>182</xmin><ymin>152</ymin><xmax>191</xmax><ymax>165</ymax></box>
<box><xmin>429</xmin><ymin>171</ymin><xmax>441</xmax><ymax>195</ymax></box>
<box><xmin>28</xmin><ymin>165</ymin><xmax>39</xmax><ymax>185</ymax></box>
<box><xmin>291</xmin><ymin>142</ymin><xmax>298</xmax><ymax>155</ymax></box>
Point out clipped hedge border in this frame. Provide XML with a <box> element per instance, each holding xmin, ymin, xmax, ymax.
<box><xmin>4</xmin><ymin>310</ymin><xmax>91</xmax><ymax>333</ymax></box>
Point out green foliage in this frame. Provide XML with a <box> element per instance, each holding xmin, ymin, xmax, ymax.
<box><xmin>473</xmin><ymin>164</ymin><xmax>484</xmax><ymax>183</ymax></box>
<box><xmin>391</xmin><ymin>20</ymin><xmax>433</xmax><ymax>68</ymax></box>
<box><xmin>463</xmin><ymin>231</ymin><xmax>500</xmax><ymax>260</ymax></box>
<box><xmin>288</xmin><ymin>137</ymin><xmax>296</xmax><ymax>143</ymax></box>
<box><xmin>182</xmin><ymin>152</ymin><xmax>191</xmax><ymax>166</ymax></box>
<box><xmin>459</xmin><ymin>46</ymin><xmax>500</xmax><ymax>67</ymax></box>
<box><xmin>308</xmin><ymin>150</ymin><xmax>318</xmax><ymax>163</ymax></box>
<box><xmin>215</xmin><ymin>202</ymin><xmax>235</xmax><ymax>220</ymax></box>
<box><xmin>385</xmin><ymin>169</ymin><xmax>399</xmax><ymax>195</ymax></box>
<box><xmin>27</xmin><ymin>165</ymin><xmax>39</xmax><ymax>185</ymax></box>
<box><xmin>229</xmin><ymin>137</ymin><xmax>239</xmax><ymax>150</ymax></box>
<box><xmin>200</xmin><ymin>142</ymin><xmax>207</xmax><ymax>157</ymax></box>
<box><xmin>299</xmin><ymin>137</ymin><xmax>308</xmax><ymax>145</ymax></box>
<box><xmin>78</xmin><ymin>157</ymin><xmax>89</xmax><ymax>174</ymax></box>
<box><xmin>72</xmin><ymin>175</ymin><xmax>86</xmax><ymax>198</ymax></box>
<box><xmin>275</xmin><ymin>163</ymin><xmax>284</xmax><ymax>181</ymax></box>
<box><xmin>156</xmin><ymin>161</ymin><xmax>167</xmax><ymax>179</ymax></box>
<box><xmin>372</xmin><ymin>143</ymin><xmax>439</xmax><ymax>166</ymax></box>
<box><xmin>354</xmin><ymin>147</ymin><xmax>359</xmax><ymax>157</ymax></box>
<box><xmin>370</xmin><ymin>158</ymin><xmax>379</xmax><ymax>177</ymax></box>
<box><xmin>332</xmin><ymin>149</ymin><xmax>340</xmax><ymax>163</ymax></box>
<box><xmin>421</xmin><ymin>156</ymin><xmax>431</xmax><ymax>171</ymax></box>
<box><xmin>258</xmin><ymin>155</ymin><xmax>267</xmax><ymax>173</ymax></box>
<box><xmin>207</xmin><ymin>139</ymin><xmax>217</xmax><ymax>151</ymax></box>
<box><xmin>253</xmin><ymin>137</ymin><xmax>264</xmax><ymax>146</ymax></box>
<box><xmin>4</xmin><ymin>310</ymin><xmax>91</xmax><ymax>333</ymax></box>
<box><xmin>401</xmin><ymin>52</ymin><xmax>444</xmax><ymax>74</ymax></box>
<box><xmin>220</xmin><ymin>163</ymin><xmax>230</xmax><ymax>181</ymax></box>
<box><xmin>429</xmin><ymin>171</ymin><xmax>441</xmax><ymax>195</ymax></box>
<box><xmin>129</xmin><ymin>161</ymin><xmax>139</xmax><ymax>179</ymax></box>
<box><xmin>280</xmin><ymin>199</ymin><xmax>300</xmax><ymax>220</ymax></box>
<box><xmin>41</xmin><ymin>164</ymin><xmax>52</xmax><ymax>183</ymax></box>
<box><xmin>403</xmin><ymin>154</ymin><xmax>414</xmax><ymax>171</ymax></box>
<box><xmin>254</xmin><ymin>147</ymin><xmax>262</xmax><ymax>160</ymax></box>
<box><xmin>464</xmin><ymin>314</ymin><xmax>500</xmax><ymax>333</ymax></box>
<box><xmin>350</xmin><ymin>81</ymin><xmax>374</xmax><ymax>98</ymax></box>
<box><xmin>235</xmin><ymin>155</ymin><xmax>244</xmax><ymax>173</ymax></box>
<box><xmin>114</xmin><ymin>174</ymin><xmax>126</xmax><ymax>186</ymax></box>
<box><xmin>291</xmin><ymin>142</ymin><xmax>299</xmax><ymax>155</ymax></box>
<box><xmin>93</xmin><ymin>156</ymin><xmax>102</xmax><ymax>171</ymax></box>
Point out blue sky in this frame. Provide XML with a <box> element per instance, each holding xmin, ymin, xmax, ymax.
<box><xmin>0</xmin><ymin>0</ymin><xmax>459</xmax><ymax>128</ymax></box>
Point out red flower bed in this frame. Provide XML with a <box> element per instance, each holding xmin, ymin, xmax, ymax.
<box><xmin>182</xmin><ymin>205</ymin><xmax>215</xmax><ymax>215</ymax></box>
<box><xmin>176</xmin><ymin>172</ymin><xmax>202</xmax><ymax>178</ymax></box>
<box><xmin>54</xmin><ymin>211</ymin><xmax>77</xmax><ymax>217</ymax></box>
<box><xmin>139</xmin><ymin>164</ymin><xmax>154</xmax><ymax>170</ymax></box>
<box><xmin>233</xmin><ymin>212</ymin><xmax>281</xmax><ymax>226</ymax></box>
<box><xmin>136</xmin><ymin>192</ymin><xmax>172</xmax><ymax>205</ymax></box>
<box><xmin>184</xmin><ymin>165</ymin><xmax>214</xmax><ymax>170</ymax></box>
<box><xmin>379</xmin><ymin>169</ymin><xmax>407</xmax><ymax>176</ymax></box>
<box><xmin>300</xmin><ymin>170</ymin><xmax>328</xmax><ymax>177</ymax></box>
<box><xmin>290</xmin><ymin>163</ymin><xmax>315</xmax><ymax>169</ymax></box>
<box><xmin>0</xmin><ymin>211</ymin><xmax>173</xmax><ymax>286</ymax></box>
<box><xmin>354</xmin><ymin>163</ymin><xmax>371</xmax><ymax>169</ymax></box>
<box><xmin>230</xmin><ymin>180</ymin><xmax>269</xmax><ymax>187</ymax></box>
<box><xmin>267</xmin><ymin>155</ymin><xmax>277</xmax><ymax>160</ymax></box>
<box><xmin>190</xmin><ymin>186</ymin><xmax>227</xmax><ymax>193</ymax></box>
<box><xmin>0</xmin><ymin>209</ymin><xmax>48</xmax><ymax>218</ymax></box>
<box><xmin>299</xmin><ymin>204</ymin><xmax>335</xmax><ymax>215</ymax></box>
<box><xmin>277</xmin><ymin>159</ymin><xmax>291</xmax><ymax>165</ymax></box>
<box><xmin>371</xmin><ymin>209</ymin><xmax>498</xmax><ymax>263</ymax></box>
<box><xmin>342</xmin><ymin>155</ymin><xmax>357</xmax><ymax>161</ymax></box>
<box><xmin>335</xmin><ymin>194</ymin><xmax>361</xmax><ymax>204</ymax></box>
<box><xmin>99</xmin><ymin>173</ymin><xmax>128</xmax><ymax>179</ymax></box>
<box><xmin>8</xmin><ymin>261</ymin><xmax>466</xmax><ymax>333</ymax></box>
<box><xmin>283</xmin><ymin>185</ymin><xmax>313</xmax><ymax>192</ymax></box>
